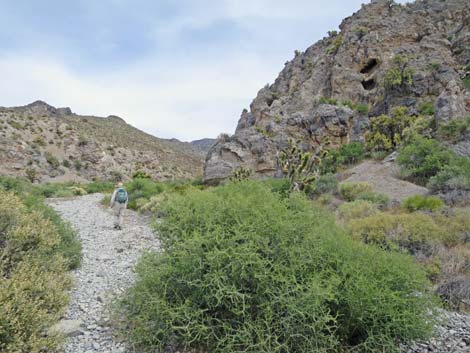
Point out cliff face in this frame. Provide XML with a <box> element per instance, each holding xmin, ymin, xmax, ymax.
<box><xmin>0</xmin><ymin>101</ymin><xmax>205</xmax><ymax>182</ymax></box>
<box><xmin>204</xmin><ymin>0</ymin><xmax>470</xmax><ymax>183</ymax></box>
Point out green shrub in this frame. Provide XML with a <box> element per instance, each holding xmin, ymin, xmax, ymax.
<box><xmin>133</xmin><ymin>170</ymin><xmax>152</xmax><ymax>179</ymax></box>
<box><xmin>62</xmin><ymin>159</ymin><xmax>71</xmax><ymax>168</ymax></box>
<box><xmin>73</xmin><ymin>159</ymin><xmax>83</xmax><ymax>171</ymax></box>
<box><xmin>438</xmin><ymin>117</ymin><xmax>470</xmax><ymax>142</ymax></box>
<box><xmin>84</xmin><ymin>181</ymin><xmax>115</xmax><ymax>194</ymax></box>
<box><xmin>0</xmin><ymin>177</ymin><xmax>81</xmax><ymax>270</ymax></box>
<box><xmin>339</xmin><ymin>182</ymin><xmax>373</xmax><ymax>201</ymax></box>
<box><xmin>320</xmin><ymin>142</ymin><xmax>366</xmax><ymax>173</ymax></box>
<box><xmin>318</xmin><ymin>97</ymin><xmax>338</xmax><ymax>105</ymax></box>
<box><xmin>338</xmin><ymin>142</ymin><xmax>366</xmax><ymax>165</ymax></box>
<box><xmin>366</xmin><ymin>107</ymin><xmax>416</xmax><ymax>152</ymax></box>
<box><xmin>402</xmin><ymin>195</ymin><xmax>444</xmax><ymax>212</ymax></box>
<box><xmin>338</xmin><ymin>200</ymin><xmax>379</xmax><ymax>221</ymax></box>
<box><xmin>0</xmin><ymin>190</ymin><xmax>72</xmax><ymax>353</ymax></box>
<box><xmin>44</xmin><ymin>152</ymin><xmax>60</xmax><ymax>169</ymax></box>
<box><xmin>349</xmin><ymin>212</ymin><xmax>442</xmax><ymax>255</ymax></box>
<box><xmin>356</xmin><ymin>191</ymin><xmax>390</xmax><ymax>209</ymax></box>
<box><xmin>384</xmin><ymin>55</ymin><xmax>414</xmax><ymax>92</ymax></box>
<box><xmin>32</xmin><ymin>136</ymin><xmax>47</xmax><ymax>147</ymax></box>
<box><xmin>311</xmin><ymin>173</ymin><xmax>338</xmax><ymax>196</ymax></box>
<box><xmin>355</xmin><ymin>103</ymin><xmax>370</xmax><ymax>114</ymax></box>
<box><xmin>260</xmin><ymin>178</ymin><xmax>291</xmax><ymax>198</ymax></box>
<box><xmin>433</xmin><ymin>208</ymin><xmax>470</xmax><ymax>247</ymax></box>
<box><xmin>428</xmin><ymin>156</ymin><xmax>470</xmax><ymax>193</ymax></box>
<box><xmin>124</xmin><ymin>178</ymin><xmax>166</xmax><ymax>210</ymax></box>
<box><xmin>118</xmin><ymin>181</ymin><xmax>435</xmax><ymax>353</ymax></box>
<box><xmin>463</xmin><ymin>77</ymin><xmax>470</xmax><ymax>89</ymax></box>
<box><xmin>397</xmin><ymin>136</ymin><xmax>454</xmax><ymax>185</ymax></box>
<box><xmin>419</xmin><ymin>102</ymin><xmax>435</xmax><ymax>116</ymax></box>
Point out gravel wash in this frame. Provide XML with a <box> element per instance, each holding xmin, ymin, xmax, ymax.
<box><xmin>48</xmin><ymin>193</ymin><xmax>159</xmax><ymax>353</ymax></box>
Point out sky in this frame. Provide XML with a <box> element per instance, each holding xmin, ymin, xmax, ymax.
<box><xmin>0</xmin><ymin>0</ymin><xmax>410</xmax><ymax>141</ymax></box>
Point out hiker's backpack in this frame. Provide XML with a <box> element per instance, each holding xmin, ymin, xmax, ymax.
<box><xmin>116</xmin><ymin>188</ymin><xmax>128</xmax><ymax>204</ymax></box>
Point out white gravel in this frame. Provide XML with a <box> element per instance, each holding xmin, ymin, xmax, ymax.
<box><xmin>48</xmin><ymin>193</ymin><xmax>159</xmax><ymax>353</ymax></box>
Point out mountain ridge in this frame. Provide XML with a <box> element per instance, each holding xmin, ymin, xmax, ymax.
<box><xmin>0</xmin><ymin>101</ymin><xmax>206</xmax><ymax>182</ymax></box>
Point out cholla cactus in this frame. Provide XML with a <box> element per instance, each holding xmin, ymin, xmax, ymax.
<box><xmin>230</xmin><ymin>166</ymin><xmax>253</xmax><ymax>182</ymax></box>
<box><xmin>278</xmin><ymin>139</ymin><xmax>323</xmax><ymax>192</ymax></box>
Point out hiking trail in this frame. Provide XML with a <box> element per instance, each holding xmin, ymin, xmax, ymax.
<box><xmin>48</xmin><ymin>193</ymin><xmax>159</xmax><ymax>353</ymax></box>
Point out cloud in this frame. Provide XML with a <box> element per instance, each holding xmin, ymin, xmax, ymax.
<box><xmin>0</xmin><ymin>0</ymin><xmax>414</xmax><ymax>141</ymax></box>
<box><xmin>0</xmin><ymin>52</ymin><xmax>273</xmax><ymax>141</ymax></box>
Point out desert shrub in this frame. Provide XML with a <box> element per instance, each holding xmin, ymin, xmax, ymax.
<box><xmin>437</xmin><ymin>116</ymin><xmax>470</xmax><ymax>142</ymax></box>
<box><xmin>338</xmin><ymin>200</ymin><xmax>379</xmax><ymax>221</ymax></box>
<box><xmin>366</xmin><ymin>107</ymin><xmax>416</xmax><ymax>152</ymax></box>
<box><xmin>118</xmin><ymin>181</ymin><xmax>435</xmax><ymax>353</ymax></box>
<box><xmin>260</xmin><ymin>177</ymin><xmax>291</xmax><ymax>198</ymax></box>
<box><xmin>0</xmin><ymin>177</ymin><xmax>81</xmax><ymax>269</ymax></box>
<box><xmin>427</xmin><ymin>156</ymin><xmax>470</xmax><ymax>194</ymax></box>
<box><xmin>433</xmin><ymin>208</ymin><xmax>470</xmax><ymax>246</ymax></box>
<box><xmin>62</xmin><ymin>159</ymin><xmax>71</xmax><ymax>168</ymax></box>
<box><xmin>108</xmin><ymin>170</ymin><xmax>123</xmax><ymax>182</ymax></box>
<box><xmin>32</xmin><ymin>136</ymin><xmax>46</xmax><ymax>147</ymax></box>
<box><xmin>0</xmin><ymin>189</ymin><xmax>72</xmax><ymax>353</ymax></box>
<box><xmin>310</xmin><ymin>173</ymin><xmax>338</xmax><ymax>196</ymax></box>
<box><xmin>339</xmin><ymin>182</ymin><xmax>373</xmax><ymax>201</ymax></box>
<box><xmin>419</xmin><ymin>102</ymin><xmax>435</xmax><ymax>116</ymax></box>
<box><xmin>341</xmin><ymin>100</ymin><xmax>355</xmax><ymax>109</ymax></box>
<box><xmin>318</xmin><ymin>96</ymin><xmax>338</xmax><ymax>105</ymax></box>
<box><xmin>70</xmin><ymin>186</ymin><xmax>87</xmax><ymax>196</ymax></box>
<box><xmin>463</xmin><ymin>77</ymin><xmax>470</xmax><ymax>89</ymax></box>
<box><xmin>320</xmin><ymin>142</ymin><xmax>366</xmax><ymax>173</ymax></box>
<box><xmin>25</xmin><ymin>167</ymin><xmax>38</xmax><ymax>182</ymax></box>
<box><xmin>125</xmin><ymin>178</ymin><xmax>166</xmax><ymax>210</ymax></box>
<box><xmin>326</xmin><ymin>34</ymin><xmax>343</xmax><ymax>55</ymax></box>
<box><xmin>84</xmin><ymin>181</ymin><xmax>115</xmax><ymax>194</ymax></box>
<box><xmin>7</xmin><ymin>120</ymin><xmax>23</xmax><ymax>129</ymax></box>
<box><xmin>78</xmin><ymin>135</ymin><xmax>88</xmax><ymax>146</ymax></box>
<box><xmin>44</xmin><ymin>152</ymin><xmax>60</xmax><ymax>169</ymax></box>
<box><xmin>355</xmin><ymin>103</ymin><xmax>370</xmax><ymax>114</ymax></box>
<box><xmin>402</xmin><ymin>195</ymin><xmax>444</xmax><ymax>212</ymax></box>
<box><xmin>339</xmin><ymin>142</ymin><xmax>366</xmax><ymax>165</ymax></box>
<box><xmin>73</xmin><ymin>159</ymin><xmax>83</xmax><ymax>171</ymax></box>
<box><xmin>348</xmin><ymin>213</ymin><xmax>443</xmax><ymax>255</ymax></box>
<box><xmin>397</xmin><ymin>136</ymin><xmax>454</xmax><ymax>185</ymax></box>
<box><xmin>384</xmin><ymin>55</ymin><xmax>414</xmax><ymax>92</ymax></box>
<box><xmin>133</xmin><ymin>170</ymin><xmax>151</xmax><ymax>179</ymax></box>
<box><xmin>356</xmin><ymin>191</ymin><xmax>390</xmax><ymax>209</ymax></box>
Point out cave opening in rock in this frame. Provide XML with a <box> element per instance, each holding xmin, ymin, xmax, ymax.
<box><xmin>360</xmin><ymin>58</ymin><xmax>378</xmax><ymax>74</ymax></box>
<box><xmin>361</xmin><ymin>78</ymin><xmax>376</xmax><ymax>90</ymax></box>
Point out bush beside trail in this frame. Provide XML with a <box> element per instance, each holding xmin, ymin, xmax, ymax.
<box><xmin>118</xmin><ymin>181</ymin><xmax>436</xmax><ymax>353</ymax></box>
<box><xmin>0</xmin><ymin>188</ymin><xmax>73</xmax><ymax>353</ymax></box>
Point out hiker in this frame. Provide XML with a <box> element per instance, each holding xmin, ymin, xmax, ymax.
<box><xmin>110</xmin><ymin>182</ymin><xmax>128</xmax><ymax>230</ymax></box>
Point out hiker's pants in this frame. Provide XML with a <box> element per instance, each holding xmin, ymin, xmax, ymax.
<box><xmin>113</xmin><ymin>203</ymin><xmax>126</xmax><ymax>227</ymax></box>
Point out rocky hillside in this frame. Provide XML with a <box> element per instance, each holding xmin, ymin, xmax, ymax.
<box><xmin>190</xmin><ymin>138</ymin><xmax>217</xmax><ymax>153</ymax></box>
<box><xmin>204</xmin><ymin>0</ymin><xmax>469</xmax><ymax>183</ymax></box>
<box><xmin>0</xmin><ymin>101</ymin><xmax>205</xmax><ymax>182</ymax></box>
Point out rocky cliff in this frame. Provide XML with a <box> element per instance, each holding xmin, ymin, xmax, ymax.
<box><xmin>0</xmin><ymin>101</ymin><xmax>205</xmax><ymax>182</ymax></box>
<box><xmin>204</xmin><ymin>0</ymin><xmax>470</xmax><ymax>183</ymax></box>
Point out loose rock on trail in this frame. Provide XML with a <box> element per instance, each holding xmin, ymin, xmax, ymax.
<box><xmin>48</xmin><ymin>193</ymin><xmax>159</xmax><ymax>353</ymax></box>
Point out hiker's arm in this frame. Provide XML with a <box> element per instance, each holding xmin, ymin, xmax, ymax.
<box><xmin>109</xmin><ymin>190</ymin><xmax>116</xmax><ymax>208</ymax></box>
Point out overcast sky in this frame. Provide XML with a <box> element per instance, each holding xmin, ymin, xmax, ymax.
<box><xmin>0</xmin><ymin>0</ymin><xmax>410</xmax><ymax>141</ymax></box>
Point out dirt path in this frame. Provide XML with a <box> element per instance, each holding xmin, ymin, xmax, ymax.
<box><xmin>48</xmin><ymin>194</ymin><xmax>159</xmax><ymax>353</ymax></box>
